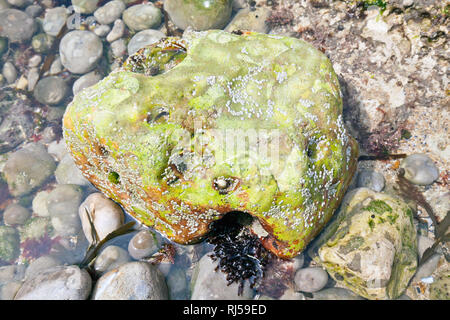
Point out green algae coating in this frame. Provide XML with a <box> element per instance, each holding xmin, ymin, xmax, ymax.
<box><xmin>63</xmin><ymin>30</ymin><xmax>358</xmax><ymax>258</ymax></box>
<box><xmin>309</xmin><ymin>188</ymin><xmax>417</xmax><ymax>299</ymax></box>
<box><xmin>0</xmin><ymin>226</ymin><xmax>20</xmax><ymax>262</ymax></box>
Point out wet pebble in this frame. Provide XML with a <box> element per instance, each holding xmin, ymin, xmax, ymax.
<box><xmin>94</xmin><ymin>245</ymin><xmax>131</xmax><ymax>275</ymax></box>
<box><xmin>0</xmin><ymin>226</ymin><xmax>20</xmax><ymax>262</ymax></box>
<box><xmin>294</xmin><ymin>267</ymin><xmax>329</xmax><ymax>293</ymax></box>
<box><xmin>356</xmin><ymin>169</ymin><xmax>385</xmax><ymax>192</ymax></box>
<box><xmin>59</xmin><ymin>30</ymin><xmax>103</xmax><ymax>74</ymax></box>
<box><xmin>292</xmin><ymin>253</ymin><xmax>305</xmax><ymax>270</ymax></box>
<box><xmin>127</xmin><ymin>29</ymin><xmax>165</xmax><ymax>55</ymax></box>
<box><xmin>24</xmin><ymin>255</ymin><xmax>62</xmax><ymax>280</ymax></box>
<box><xmin>27</xmin><ymin>67</ymin><xmax>39</xmax><ymax>91</ymax></box>
<box><xmin>2</xmin><ymin>61</ymin><xmax>17</xmax><ymax>84</ymax></box>
<box><xmin>33</xmin><ymin>76</ymin><xmax>68</xmax><ymax>105</ymax></box>
<box><xmin>31</xmin><ymin>33</ymin><xmax>55</xmax><ymax>54</ymax></box>
<box><xmin>28</xmin><ymin>55</ymin><xmax>42</xmax><ymax>68</ymax></box>
<box><xmin>3</xmin><ymin>143</ymin><xmax>56</xmax><ymax>197</ymax></box>
<box><xmin>94</xmin><ymin>0</ymin><xmax>125</xmax><ymax>25</ymax></box>
<box><xmin>225</xmin><ymin>7</ymin><xmax>271</xmax><ymax>34</ymax></box>
<box><xmin>3</xmin><ymin>203</ymin><xmax>31</xmax><ymax>226</ymax></box>
<box><xmin>14</xmin><ymin>265</ymin><xmax>91</xmax><ymax>300</ymax></box>
<box><xmin>413</xmin><ymin>254</ymin><xmax>441</xmax><ymax>281</ymax></box>
<box><xmin>106</xmin><ymin>19</ymin><xmax>125</xmax><ymax>43</ymax></box>
<box><xmin>191</xmin><ymin>254</ymin><xmax>253</xmax><ymax>300</ymax></box>
<box><xmin>71</xmin><ymin>0</ymin><xmax>98</xmax><ymax>14</ymax></box>
<box><xmin>32</xmin><ymin>190</ymin><xmax>51</xmax><ymax>217</ymax></box>
<box><xmin>164</xmin><ymin>0</ymin><xmax>232</xmax><ymax>31</ymax></box>
<box><xmin>47</xmin><ymin>184</ymin><xmax>84</xmax><ymax>237</ymax></box>
<box><xmin>0</xmin><ymin>9</ymin><xmax>36</xmax><ymax>42</ymax></box>
<box><xmin>43</xmin><ymin>6</ymin><xmax>68</xmax><ymax>36</ymax></box>
<box><xmin>25</xmin><ymin>4</ymin><xmax>43</xmax><ymax>18</ymax></box>
<box><xmin>400</xmin><ymin>154</ymin><xmax>439</xmax><ymax>185</ymax></box>
<box><xmin>47</xmin><ymin>138</ymin><xmax>68</xmax><ymax>161</ymax></box>
<box><xmin>123</xmin><ymin>3</ymin><xmax>162</xmax><ymax>31</ymax></box>
<box><xmin>128</xmin><ymin>229</ymin><xmax>159</xmax><ymax>260</ymax></box>
<box><xmin>93</xmin><ymin>24</ymin><xmax>111</xmax><ymax>37</ymax></box>
<box><xmin>49</xmin><ymin>56</ymin><xmax>62</xmax><ymax>75</ymax></box>
<box><xmin>111</xmin><ymin>38</ymin><xmax>127</xmax><ymax>58</ymax></box>
<box><xmin>72</xmin><ymin>70</ymin><xmax>102</xmax><ymax>95</ymax></box>
<box><xmin>78</xmin><ymin>192</ymin><xmax>124</xmax><ymax>244</ymax></box>
<box><xmin>55</xmin><ymin>153</ymin><xmax>91</xmax><ymax>186</ymax></box>
<box><xmin>92</xmin><ymin>261</ymin><xmax>168</xmax><ymax>300</ymax></box>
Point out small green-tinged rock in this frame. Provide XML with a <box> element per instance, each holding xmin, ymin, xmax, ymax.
<box><xmin>31</xmin><ymin>33</ymin><xmax>55</xmax><ymax>54</ymax></box>
<box><xmin>122</xmin><ymin>3</ymin><xmax>162</xmax><ymax>31</ymax></box>
<box><xmin>309</xmin><ymin>188</ymin><xmax>418</xmax><ymax>300</ymax></box>
<box><xmin>400</xmin><ymin>154</ymin><xmax>439</xmax><ymax>186</ymax></box>
<box><xmin>0</xmin><ymin>226</ymin><xmax>20</xmax><ymax>262</ymax></box>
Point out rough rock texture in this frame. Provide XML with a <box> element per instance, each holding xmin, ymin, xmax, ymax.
<box><xmin>63</xmin><ymin>30</ymin><xmax>358</xmax><ymax>258</ymax></box>
<box><xmin>309</xmin><ymin>188</ymin><xmax>418</xmax><ymax>300</ymax></box>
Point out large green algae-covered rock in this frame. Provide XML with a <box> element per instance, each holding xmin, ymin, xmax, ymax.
<box><xmin>308</xmin><ymin>188</ymin><xmax>418</xmax><ymax>299</ymax></box>
<box><xmin>63</xmin><ymin>30</ymin><xmax>358</xmax><ymax>258</ymax></box>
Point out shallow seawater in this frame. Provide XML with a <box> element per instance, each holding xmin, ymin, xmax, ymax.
<box><xmin>0</xmin><ymin>0</ymin><xmax>448</xmax><ymax>301</ymax></box>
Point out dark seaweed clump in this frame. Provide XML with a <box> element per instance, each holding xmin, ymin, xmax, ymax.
<box><xmin>207</xmin><ymin>213</ymin><xmax>274</xmax><ymax>296</ymax></box>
